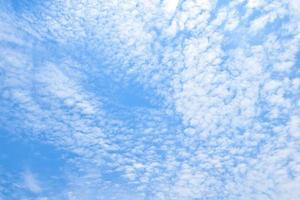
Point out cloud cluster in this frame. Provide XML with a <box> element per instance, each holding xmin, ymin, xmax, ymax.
<box><xmin>0</xmin><ymin>0</ymin><xmax>299</xmax><ymax>199</ymax></box>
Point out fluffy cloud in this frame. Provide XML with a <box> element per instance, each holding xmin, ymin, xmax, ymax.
<box><xmin>0</xmin><ymin>0</ymin><xmax>299</xmax><ymax>199</ymax></box>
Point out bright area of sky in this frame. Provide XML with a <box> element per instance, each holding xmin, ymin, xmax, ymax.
<box><xmin>0</xmin><ymin>0</ymin><xmax>300</xmax><ymax>199</ymax></box>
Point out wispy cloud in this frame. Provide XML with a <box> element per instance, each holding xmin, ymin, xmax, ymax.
<box><xmin>23</xmin><ymin>170</ymin><xmax>42</xmax><ymax>193</ymax></box>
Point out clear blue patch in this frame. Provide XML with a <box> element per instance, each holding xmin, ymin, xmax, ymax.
<box><xmin>88</xmin><ymin>74</ymin><xmax>161</xmax><ymax>109</ymax></box>
<box><xmin>0</xmin><ymin>127</ymin><xmax>71</xmax><ymax>199</ymax></box>
<box><xmin>7</xmin><ymin>0</ymin><xmax>45</xmax><ymax>13</ymax></box>
<box><xmin>117</xmin><ymin>81</ymin><xmax>155</xmax><ymax>108</ymax></box>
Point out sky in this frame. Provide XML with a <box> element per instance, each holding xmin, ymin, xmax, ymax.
<box><xmin>0</xmin><ymin>0</ymin><xmax>300</xmax><ymax>199</ymax></box>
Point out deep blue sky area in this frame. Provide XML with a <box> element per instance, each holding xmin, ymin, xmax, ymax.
<box><xmin>0</xmin><ymin>0</ymin><xmax>300</xmax><ymax>199</ymax></box>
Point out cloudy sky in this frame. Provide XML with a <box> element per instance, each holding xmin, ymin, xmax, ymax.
<box><xmin>0</xmin><ymin>0</ymin><xmax>300</xmax><ymax>199</ymax></box>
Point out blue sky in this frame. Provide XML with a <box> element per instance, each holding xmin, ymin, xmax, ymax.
<box><xmin>0</xmin><ymin>0</ymin><xmax>300</xmax><ymax>199</ymax></box>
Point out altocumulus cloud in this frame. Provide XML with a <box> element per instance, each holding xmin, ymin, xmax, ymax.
<box><xmin>0</xmin><ymin>0</ymin><xmax>300</xmax><ymax>199</ymax></box>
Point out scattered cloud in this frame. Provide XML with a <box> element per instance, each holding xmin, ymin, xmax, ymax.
<box><xmin>0</xmin><ymin>0</ymin><xmax>299</xmax><ymax>199</ymax></box>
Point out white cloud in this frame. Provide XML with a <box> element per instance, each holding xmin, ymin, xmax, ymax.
<box><xmin>1</xmin><ymin>0</ymin><xmax>300</xmax><ymax>199</ymax></box>
<box><xmin>288</xmin><ymin>116</ymin><xmax>300</xmax><ymax>138</ymax></box>
<box><xmin>246</xmin><ymin>0</ymin><xmax>266</xmax><ymax>9</ymax></box>
<box><xmin>162</xmin><ymin>0</ymin><xmax>179</xmax><ymax>15</ymax></box>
